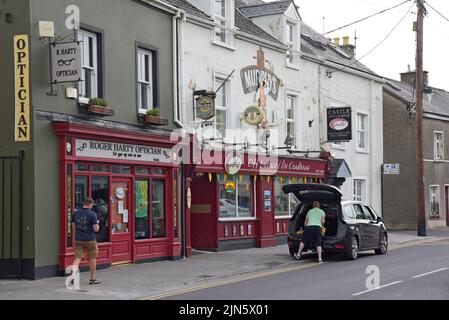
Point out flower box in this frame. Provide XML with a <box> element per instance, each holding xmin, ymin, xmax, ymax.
<box><xmin>87</xmin><ymin>104</ymin><xmax>114</xmax><ymax>116</ymax></box>
<box><xmin>145</xmin><ymin>115</ymin><xmax>169</xmax><ymax>126</ymax></box>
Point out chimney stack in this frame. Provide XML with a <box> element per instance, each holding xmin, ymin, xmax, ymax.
<box><xmin>339</xmin><ymin>35</ymin><xmax>356</xmax><ymax>58</ymax></box>
<box><xmin>400</xmin><ymin>69</ymin><xmax>429</xmax><ymax>88</ymax></box>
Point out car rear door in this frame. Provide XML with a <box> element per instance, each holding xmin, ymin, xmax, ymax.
<box><xmin>353</xmin><ymin>204</ymin><xmax>370</xmax><ymax>249</ymax></box>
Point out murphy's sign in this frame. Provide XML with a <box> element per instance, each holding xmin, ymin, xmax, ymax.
<box><xmin>240</xmin><ymin>66</ymin><xmax>281</xmax><ymax>100</ymax></box>
<box><xmin>14</xmin><ymin>35</ymin><xmax>30</xmax><ymax>142</ymax></box>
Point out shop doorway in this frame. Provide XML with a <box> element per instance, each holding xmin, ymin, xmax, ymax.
<box><xmin>111</xmin><ymin>179</ymin><xmax>132</xmax><ymax>263</ymax></box>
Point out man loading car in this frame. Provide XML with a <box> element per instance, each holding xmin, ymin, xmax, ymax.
<box><xmin>294</xmin><ymin>201</ymin><xmax>325</xmax><ymax>263</ymax></box>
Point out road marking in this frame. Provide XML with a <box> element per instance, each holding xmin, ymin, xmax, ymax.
<box><xmin>141</xmin><ymin>261</ymin><xmax>321</xmax><ymax>300</ymax></box>
<box><xmin>412</xmin><ymin>268</ymin><xmax>448</xmax><ymax>279</ymax></box>
<box><xmin>352</xmin><ymin>281</ymin><xmax>403</xmax><ymax>296</ymax></box>
<box><xmin>389</xmin><ymin>237</ymin><xmax>449</xmax><ymax>251</ymax></box>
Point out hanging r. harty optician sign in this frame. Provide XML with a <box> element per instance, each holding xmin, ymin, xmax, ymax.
<box><xmin>50</xmin><ymin>41</ymin><xmax>81</xmax><ymax>83</ymax></box>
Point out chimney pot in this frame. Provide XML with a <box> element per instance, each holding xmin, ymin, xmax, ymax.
<box><xmin>343</xmin><ymin>36</ymin><xmax>350</xmax><ymax>45</ymax></box>
<box><xmin>333</xmin><ymin>37</ymin><xmax>340</xmax><ymax>45</ymax></box>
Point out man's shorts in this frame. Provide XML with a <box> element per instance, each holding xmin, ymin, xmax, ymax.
<box><xmin>74</xmin><ymin>241</ymin><xmax>98</xmax><ymax>259</ymax></box>
<box><xmin>301</xmin><ymin>226</ymin><xmax>323</xmax><ymax>247</ymax></box>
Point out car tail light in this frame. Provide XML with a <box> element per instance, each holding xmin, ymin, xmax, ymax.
<box><xmin>335</xmin><ymin>244</ymin><xmax>345</xmax><ymax>249</ymax></box>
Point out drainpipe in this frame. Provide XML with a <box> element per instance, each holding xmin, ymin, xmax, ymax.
<box><xmin>173</xmin><ymin>10</ymin><xmax>185</xmax><ymax>128</ymax></box>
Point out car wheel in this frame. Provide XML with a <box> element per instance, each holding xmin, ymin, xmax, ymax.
<box><xmin>375</xmin><ymin>233</ymin><xmax>388</xmax><ymax>255</ymax></box>
<box><xmin>289</xmin><ymin>245</ymin><xmax>299</xmax><ymax>257</ymax></box>
<box><xmin>346</xmin><ymin>237</ymin><xmax>359</xmax><ymax>260</ymax></box>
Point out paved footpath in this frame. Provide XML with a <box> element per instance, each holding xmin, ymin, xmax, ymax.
<box><xmin>0</xmin><ymin>229</ymin><xmax>447</xmax><ymax>300</ymax></box>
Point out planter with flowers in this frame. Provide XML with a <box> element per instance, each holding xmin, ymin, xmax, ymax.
<box><xmin>144</xmin><ymin>109</ymin><xmax>168</xmax><ymax>126</ymax></box>
<box><xmin>87</xmin><ymin>97</ymin><xmax>114</xmax><ymax>116</ymax></box>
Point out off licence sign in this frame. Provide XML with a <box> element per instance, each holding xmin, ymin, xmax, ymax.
<box><xmin>327</xmin><ymin>107</ymin><xmax>352</xmax><ymax>142</ymax></box>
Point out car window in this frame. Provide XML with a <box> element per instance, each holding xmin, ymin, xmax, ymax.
<box><xmin>353</xmin><ymin>204</ymin><xmax>366</xmax><ymax>219</ymax></box>
<box><xmin>363</xmin><ymin>206</ymin><xmax>377</xmax><ymax>220</ymax></box>
<box><xmin>343</xmin><ymin>205</ymin><xmax>356</xmax><ymax>220</ymax></box>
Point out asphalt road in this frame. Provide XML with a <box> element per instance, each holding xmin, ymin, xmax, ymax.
<box><xmin>161</xmin><ymin>239</ymin><xmax>449</xmax><ymax>300</ymax></box>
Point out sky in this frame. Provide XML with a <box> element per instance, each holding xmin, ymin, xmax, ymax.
<box><xmin>289</xmin><ymin>0</ymin><xmax>449</xmax><ymax>90</ymax></box>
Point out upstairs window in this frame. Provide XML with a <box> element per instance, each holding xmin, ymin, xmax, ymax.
<box><xmin>215</xmin><ymin>77</ymin><xmax>228</xmax><ymax>138</ymax></box>
<box><xmin>137</xmin><ymin>48</ymin><xmax>154</xmax><ymax>113</ymax></box>
<box><xmin>356</xmin><ymin>113</ymin><xmax>368</xmax><ymax>151</ymax></box>
<box><xmin>434</xmin><ymin>131</ymin><xmax>444</xmax><ymax>160</ymax></box>
<box><xmin>214</xmin><ymin>0</ymin><xmax>231</xmax><ymax>46</ymax></box>
<box><xmin>286</xmin><ymin>22</ymin><xmax>295</xmax><ymax>64</ymax></box>
<box><xmin>286</xmin><ymin>94</ymin><xmax>296</xmax><ymax>147</ymax></box>
<box><xmin>78</xmin><ymin>29</ymin><xmax>99</xmax><ymax>102</ymax></box>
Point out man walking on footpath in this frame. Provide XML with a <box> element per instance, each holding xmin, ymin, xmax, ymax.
<box><xmin>70</xmin><ymin>197</ymin><xmax>102</xmax><ymax>284</ymax></box>
<box><xmin>294</xmin><ymin>201</ymin><xmax>326</xmax><ymax>263</ymax></box>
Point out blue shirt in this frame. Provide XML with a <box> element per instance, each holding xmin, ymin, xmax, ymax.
<box><xmin>72</xmin><ymin>208</ymin><xmax>98</xmax><ymax>241</ymax></box>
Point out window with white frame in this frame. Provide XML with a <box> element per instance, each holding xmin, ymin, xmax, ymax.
<box><xmin>286</xmin><ymin>94</ymin><xmax>296</xmax><ymax>147</ymax></box>
<box><xmin>215</xmin><ymin>77</ymin><xmax>228</xmax><ymax>138</ymax></box>
<box><xmin>274</xmin><ymin>176</ymin><xmax>298</xmax><ymax>217</ymax></box>
<box><xmin>214</xmin><ymin>0</ymin><xmax>227</xmax><ymax>44</ymax></box>
<box><xmin>137</xmin><ymin>48</ymin><xmax>154</xmax><ymax>113</ymax></box>
<box><xmin>286</xmin><ymin>22</ymin><xmax>295</xmax><ymax>64</ymax></box>
<box><xmin>353</xmin><ymin>179</ymin><xmax>366</xmax><ymax>202</ymax></box>
<box><xmin>78</xmin><ymin>30</ymin><xmax>98</xmax><ymax>102</ymax></box>
<box><xmin>434</xmin><ymin>131</ymin><xmax>444</xmax><ymax>160</ymax></box>
<box><xmin>429</xmin><ymin>185</ymin><xmax>440</xmax><ymax>217</ymax></box>
<box><xmin>356</xmin><ymin>113</ymin><xmax>368</xmax><ymax>151</ymax></box>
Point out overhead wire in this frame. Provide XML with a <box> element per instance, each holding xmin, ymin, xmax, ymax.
<box><xmin>323</xmin><ymin>0</ymin><xmax>412</xmax><ymax>35</ymax></box>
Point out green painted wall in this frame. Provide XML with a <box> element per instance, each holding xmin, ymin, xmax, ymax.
<box><xmin>28</xmin><ymin>0</ymin><xmax>176</xmax><ymax>269</ymax></box>
<box><xmin>1</xmin><ymin>0</ymin><xmax>176</xmax><ymax>273</ymax></box>
<box><xmin>0</xmin><ymin>0</ymin><xmax>35</xmax><ymax>264</ymax></box>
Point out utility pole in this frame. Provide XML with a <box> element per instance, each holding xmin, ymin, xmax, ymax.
<box><xmin>416</xmin><ymin>0</ymin><xmax>426</xmax><ymax>236</ymax></box>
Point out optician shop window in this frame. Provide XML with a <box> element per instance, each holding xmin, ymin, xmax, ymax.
<box><xmin>274</xmin><ymin>176</ymin><xmax>298</xmax><ymax>217</ymax></box>
<box><xmin>135</xmin><ymin>168</ymin><xmax>167</xmax><ymax>239</ymax></box>
<box><xmin>74</xmin><ymin>173</ymin><xmax>110</xmax><ymax>243</ymax></box>
<box><xmin>218</xmin><ymin>175</ymin><xmax>254</xmax><ymax>219</ymax></box>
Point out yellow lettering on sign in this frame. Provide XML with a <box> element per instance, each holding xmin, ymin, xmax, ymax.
<box><xmin>14</xmin><ymin>35</ymin><xmax>30</xmax><ymax>142</ymax></box>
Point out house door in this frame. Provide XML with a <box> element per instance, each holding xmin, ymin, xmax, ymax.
<box><xmin>111</xmin><ymin>179</ymin><xmax>132</xmax><ymax>263</ymax></box>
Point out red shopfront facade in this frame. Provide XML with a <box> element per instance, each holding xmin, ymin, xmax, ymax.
<box><xmin>186</xmin><ymin>149</ymin><xmax>331</xmax><ymax>252</ymax></box>
<box><xmin>54</xmin><ymin>122</ymin><xmax>182</xmax><ymax>271</ymax></box>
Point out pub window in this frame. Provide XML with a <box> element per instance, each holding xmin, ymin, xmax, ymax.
<box><xmin>137</xmin><ymin>47</ymin><xmax>157</xmax><ymax>114</ymax></box>
<box><xmin>77</xmin><ymin>29</ymin><xmax>100</xmax><ymax>103</ymax></box>
<box><xmin>274</xmin><ymin>176</ymin><xmax>298</xmax><ymax>217</ymax></box>
<box><xmin>353</xmin><ymin>179</ymin><xmax>366</xmax><ymax>202</ymax></box>
<box><xmin>218</xmin><ymin>175</ymin><xmax>255</xmax><ymax>219</ymax></box>
<box><xmin>215</xmin><ymin>77</ymin><xmax>228</xmax><ymax>138</ymax></box>
<box><xmin>214</xmin><ymin>0</ymin><xmax>227</xmax><ymax>44</ymax></box>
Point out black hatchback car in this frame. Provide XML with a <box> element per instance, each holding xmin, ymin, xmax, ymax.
<box><xmin>283</xmin><ymin>184</ymin><xmax>388</xmax><ymax>260</ymax></box>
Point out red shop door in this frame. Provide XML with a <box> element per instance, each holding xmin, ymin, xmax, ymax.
<box><xmin>111</xmin><ymin>179</ymin><xmax>133</xmax><ymax>263</ymax></box>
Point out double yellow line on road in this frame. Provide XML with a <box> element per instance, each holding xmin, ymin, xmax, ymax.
<box><xmin>142</xmin><ymin>261</ymin><xmax>320</xmax><ymax>300</ymax></box>
<box><xmin>142</xmin><ymin>237</ymin><xmax>449</xmax><ymax>300</ymax></box>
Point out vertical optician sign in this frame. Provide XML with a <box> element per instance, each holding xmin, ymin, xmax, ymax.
<box><xmin>14</xmin><ymin>35</ymin><xmax>30</xmax><ymax>142</ymax></box>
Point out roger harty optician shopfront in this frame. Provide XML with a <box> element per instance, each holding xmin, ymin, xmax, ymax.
<box><xmin>186</xmin><ymin>148</ymin><xmax>331</xmax><ymax>252</ymax></box>
<box><xmin>54</xmin><ymin>122</ymin><xmax>183</xmax><ymax>271</ymax></box>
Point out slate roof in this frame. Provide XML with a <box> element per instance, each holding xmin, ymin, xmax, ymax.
<box><xmin>384</xmin><ymin>78</ymin><xmax>449</xmax><ymax>118</ymax></box>
<box><xmin>235</xmin><ymin>9</ymin><xmax>283</xmax><ymax>44</ymax></box>
<box><xmin>329</xmin><ymin>159</ymin><xmax>352</xmax><ymax>178</ymax></box>
<box><xmin>161</xmin><ymin>0</ymin><xmax>211</xmax><ymax>20</ymax></box>
<box><xmin>238</xmin><ymin>0</ymin><xmax>293</xmax><ymax>18</ymax></box>
<box><xmin>235</xmin><ymin>0</ymin><xmax>264</xmax><ymax>8</ymax></box>
<box><xmin>300</xmin><ymin>22</ymin><xmax>379</xmax><ymax>77</ymax></box>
